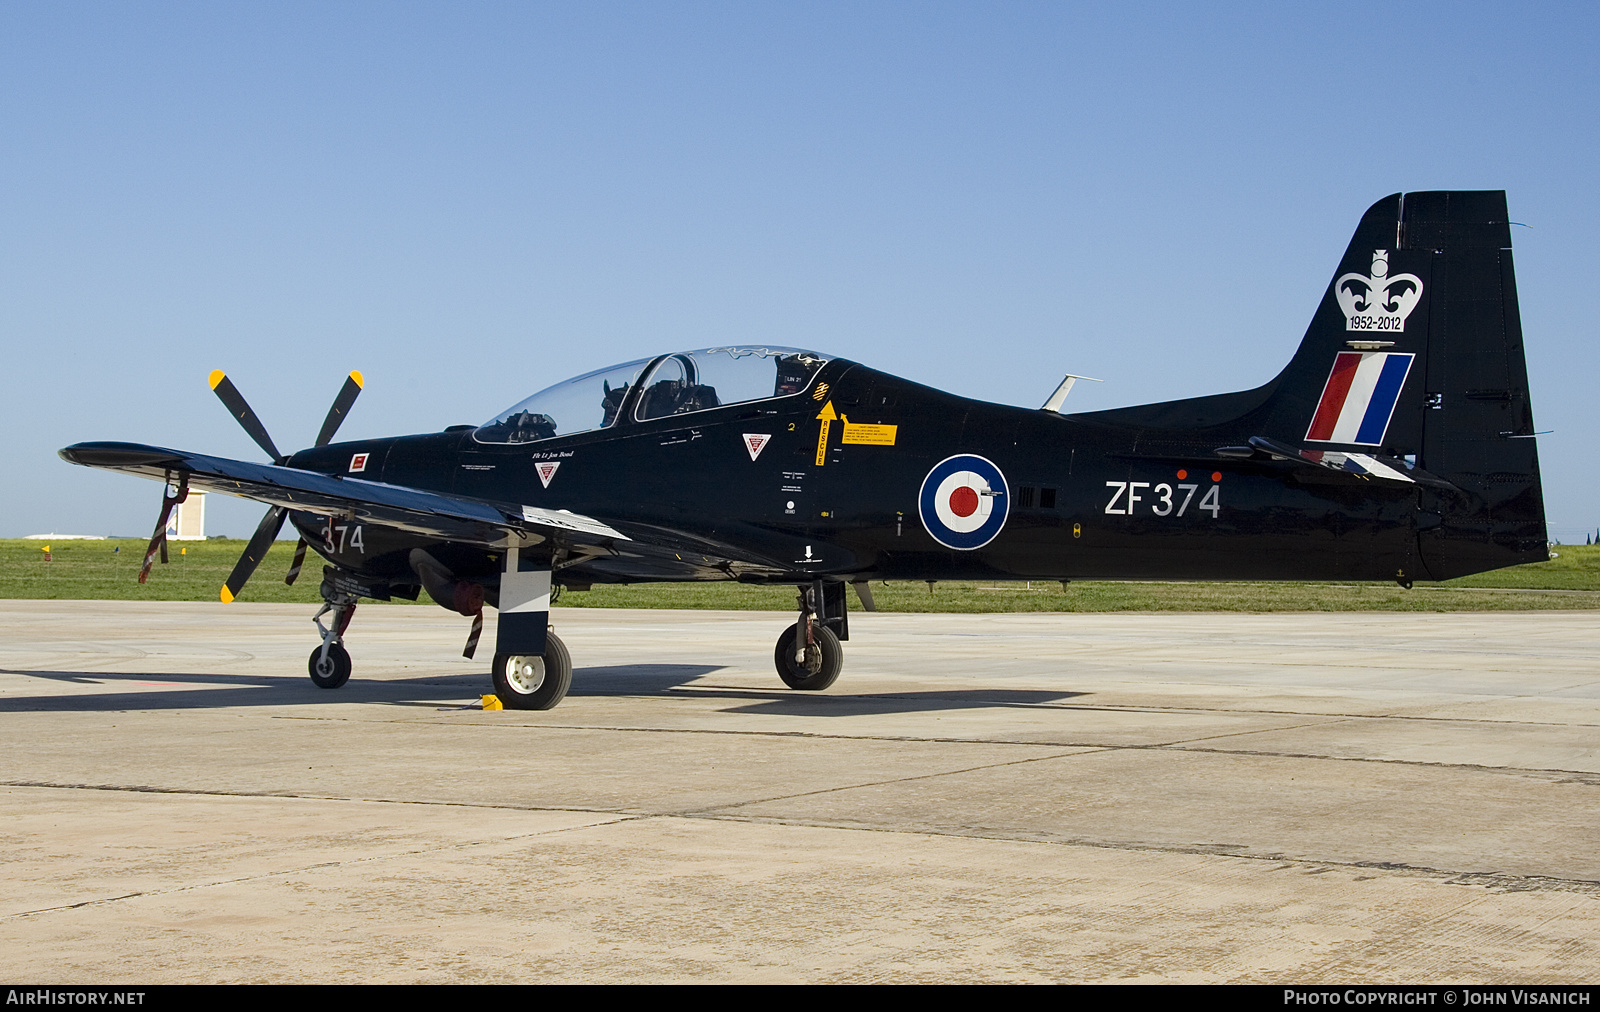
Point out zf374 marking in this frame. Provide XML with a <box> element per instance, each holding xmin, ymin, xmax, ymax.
<box><xmin>1105</xmin><ymin>473</ymin><xmax>1221</xmax><ymax>518</ymax></box>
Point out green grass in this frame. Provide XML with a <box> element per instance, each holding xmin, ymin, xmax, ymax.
<box><xmin>3</xmin><ymin>538</ymin><xmax>1596</xmax><ymax>612</ymax></box>
<box><xmin>0</xmin><ymin>538</ymin><xmax>327</xmax><ymax>604</ymax></box>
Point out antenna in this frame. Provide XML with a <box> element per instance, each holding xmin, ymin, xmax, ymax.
<box><xmin>1041</xmin><ymin>373</ymin><xmax>1103</xmax><ymax>414</ymax></box>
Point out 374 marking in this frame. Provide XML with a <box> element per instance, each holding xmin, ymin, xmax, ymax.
<box><xmin>1105</xmin><ymin>476</ymin><xmax>1220</xmax><ymax>518</ymax></box>
<box><xmin>324</xmin><ymin>519</ymin><xmax>365</xmax><ymax>554</ymax></box>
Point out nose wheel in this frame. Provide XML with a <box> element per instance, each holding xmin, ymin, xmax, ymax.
<box><xmin>308</xmin><ymin>643</ymin><xmax>352</xmax><ymax>688</ymax></box>
<box><xmin>307</xmin><ymin>593</ymin><xmax>357</xmax><ymax>690</ymax></box>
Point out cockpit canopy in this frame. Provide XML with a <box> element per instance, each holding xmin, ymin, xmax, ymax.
<box><xmin>474</xmin><ymin>346</ymin><xmax>831</xmax><ymax>445</ymax></box>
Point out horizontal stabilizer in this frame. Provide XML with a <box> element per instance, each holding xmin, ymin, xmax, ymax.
<box><xmin>1214</xmin><ymin>435</ymin><xmax>1458</xmax><ymax>489</ymax></box>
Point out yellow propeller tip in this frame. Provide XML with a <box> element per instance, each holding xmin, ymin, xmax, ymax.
<box><xmin>220</xmin><ymin>586</ymin><xmax>235</xmax><ymax>603</ymax></box>
<box><xmin>208</xmin><ymin>370</ymin><xmax>226</xmax><ymax>390</ymax></box>
<box><xmin>350</xmin><ymin>370</ymin><xmax>364</xmax><ymax>388</ymax></box>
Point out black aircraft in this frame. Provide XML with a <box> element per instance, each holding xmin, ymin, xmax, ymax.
<box><xmin>61</xmin><ymin>190</ymin><xmax>1546</xmax><ymax>709</ymax></box>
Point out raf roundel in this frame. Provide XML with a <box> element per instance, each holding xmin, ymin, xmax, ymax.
<box><xmin>918</xmin><ymin>454</ymin><xmax>1010</xmax><ymax>550</ymax></box>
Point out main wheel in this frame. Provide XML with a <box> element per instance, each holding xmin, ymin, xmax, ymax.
<box><xmin>492</xmin><ymin>632</ymin><xmax>572</xmax><ymax>710</ymax></box>
<box><xmin>774</xmin><ymin>623</ymin><xmax>842</xmax><ymax>691</ymax></box>
<box><xmin>308</xmin><ymin>643</ymin><xmax>352</xmax><ymax>689</ymax></box>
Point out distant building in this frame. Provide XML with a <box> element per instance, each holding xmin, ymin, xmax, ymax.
<box><xmin>165</xmin><ymin>493</ymin><xmax>207</xmax><ymax>541</ymax></box>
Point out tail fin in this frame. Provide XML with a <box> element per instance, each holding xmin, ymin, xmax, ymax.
<box><xmin>1281</xmin><ymin>191</ymin><xmax>1546</xmax><ymax>578</ymax></box>
<box><xmin>1085</xmin><ymin>191</ymin><xmax>1546</xmax><ymax>578</ymax></box>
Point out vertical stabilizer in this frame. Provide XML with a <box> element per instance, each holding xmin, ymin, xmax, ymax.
<box><xmin>1073</xmin><ymin>190</ymin><xmax>1545</xmax><ymax>580</ymax></box>
<box><xmin>1265</xmin><ymin>190</ymin><xmax>1545</xmax><ymax>577</ymax></box>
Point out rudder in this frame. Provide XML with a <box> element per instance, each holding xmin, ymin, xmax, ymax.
<box><xmin>1404</xmin><ymin>191</ymin><xmax>1545</xmax><ymax>578</ymax></box>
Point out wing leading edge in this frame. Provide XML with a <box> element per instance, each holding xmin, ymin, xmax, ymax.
<box><xmin>60</xmin><ymin>440</ymin><xmax>636</xmax><ymax>550</ymax></box>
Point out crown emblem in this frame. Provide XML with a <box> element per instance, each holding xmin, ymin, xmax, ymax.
<box><xmin>1335</xmin><ymin>250</ymin><xmax>1423</xmax><ymax>333</ymax></box>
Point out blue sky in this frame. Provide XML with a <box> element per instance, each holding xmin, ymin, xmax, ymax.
<box><xmin>4</xmin><ymin>2</ymin><xmax>1596</xmax><ymax>542</ymax></box>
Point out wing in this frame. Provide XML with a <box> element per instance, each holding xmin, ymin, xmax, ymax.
<box><xmin>60</xmin><ymin>441</ymin><xmax>757</xmax><ymax>561</ymax></box>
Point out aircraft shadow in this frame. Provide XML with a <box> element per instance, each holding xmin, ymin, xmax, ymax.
<box><xmin>569</xmin><ymin>669</ymin><xmax>1090</xmax><ymax>715</ymax></box>
<box><xmin>0</xmin><ymin>667</ymin><xmax>492</xmax><ymax>713</ymax></box>
<box><xmin>0</xmin><ymin>666</ymin><xmax>1084</xmax><ymax>717</ymax></box>
<box><xmin>569</xmin><ymin>663</ymin><xmax>727</xmax><ymax>696</ymax></box>
<box><xmin>692</xmin><ymin>687</ymin><xmax>1089</xmax><ymax>717</ymax></box>
<box><xmin>0</xmin><ymin>663</ymin><xmax>723</xmax><ymax>713</ymax></box>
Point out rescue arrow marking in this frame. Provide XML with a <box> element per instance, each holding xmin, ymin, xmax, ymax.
<box><xmin>815</xmin><ymin>401</ymin><xmax>837</xmax><ymax>466</ymax></box>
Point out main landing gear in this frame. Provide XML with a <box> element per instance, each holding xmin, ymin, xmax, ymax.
<box><xmin>308</xmin><ymin>592</ymin><xmax>357</xmax><ymax>689</ymax></box>
<box><xmin>774</xmin><ymin>580</ymin><xmax>846</xmax><ymax>691</ymax></box>
<box><xmin>491</xmin><ymin>632</ymin><xmax>573</xmax><ymax>710</ymax></box>
<box><xmin>486</xmin><ymin>544</ymin><xmax>570</xmax><ymax>710</ymax></box>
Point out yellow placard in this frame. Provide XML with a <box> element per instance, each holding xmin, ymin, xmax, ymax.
<box><xmin>841</xmin><ymin>422</ymin><xmax>897</xmax><ymax>446</ymax></box>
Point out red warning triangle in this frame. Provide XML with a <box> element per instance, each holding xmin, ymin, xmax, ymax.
<box><xmin>536</xmin><ymin>461</ymin><xmax>560</xmax><ymax>488</ymax></box>
<box><xmin>742</xmin><ymin>433</ymin><xmax>771</xmax><ymax>461</ymax></box>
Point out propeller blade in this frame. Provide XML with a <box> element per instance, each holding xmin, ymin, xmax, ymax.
<box><xmin>138</xmin><ymin>501</ymin><xmax>176</xmax><ymax>584</ymax></box>
<box><xmin>221</xmin><ymin>505</ymin><xmax>287</xmax><ymax>603</ymax></box>
<box><xmin>851</xmin><ymin>579</ymin><xmax>877</xmax><ymax>612</ymax></box>
<box><xmin>284</xmin><ymin>538</ymin><xmax>309</xmax><ymax>586</ymax></box>
<box><xmin>209</xmin><ymin>370</ymin><xmax>283</xmax><ymax>462</ymax></box>
<box><xmin>314</xmin><ymin>371</ymin><xmax>365</xmax><ymax>447</ymax></box>
<box><xmin>462</xmin><ymin>609</ymin><xmax>484</xmax><ymax>659</ymax></box>
<box><xmin>138</xmin><ymin>479</ymin><xmax>189</xmax><ymax>584</ymax></box>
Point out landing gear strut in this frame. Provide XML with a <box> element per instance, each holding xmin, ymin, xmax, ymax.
<box><xmin>774</xmin><ymin>580</ymin><xmax>844</xmax><ymax>691</ymax></box>
<box><xmin>489</xmin><ymin>544</ymin><xmax>571</xmax><ymax>709</ymax></box>
<box><xmin>308</xmin><ymin>593</ymin><xmax>357</xmax><ymax>689</ymax></box>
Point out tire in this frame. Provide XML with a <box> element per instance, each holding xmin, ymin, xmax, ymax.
<box><xmin>308</xmin><ymin>643</ymin><xmax>352</xmax><ymax>689</ymax></box>
<box><xmin>492</xmin><ymin>632</ymin><xmax>573</xmax><ymax>710</ymax></box>
<box><xmin>774</xmin><ymin>622</ymin><xmax>842</xmax><ymax>691</ymax></box>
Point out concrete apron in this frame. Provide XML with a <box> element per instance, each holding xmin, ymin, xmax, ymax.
<box><xmin>1</xmin><ymin>600</ymin><xmax>1597</xmax><ymax>982</ymax></box>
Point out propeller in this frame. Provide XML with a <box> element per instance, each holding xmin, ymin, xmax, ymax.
<box><xmin>851</xmin><ymin>579</ymin><xmax>877</xmax><ymax>612</ymax></box>
<box><xmin>284</xmin><ymin>538</ymin><xmax>309</xmax><ymax>586</ymax></box>
<box><xmin>285</xmin><ymin>371</ymin><xmax>364</xmax><ymax>586</ymax></box>
<box><xmin>198</xmin><ymin>370</ymin><xmax>364</xmax><ymax>602</ymax></box>
<box><xmin>209</xmin><ymin>370</ymin><xmax>284</xmax><ymax>462</ymax></box>
<box><xmin>314</xmin><ymin>372</ymin><xmax>365</xmax><ymax>448</ymax></box>
<box><xmin>221</xmin><ymin>505</ymin><xmax>288</xmax><ymax>602</ymax></box>
<box><xmin>137</xmin><ymin>475</ymin><xmax>189</xmax><ymax>584</ymax></box>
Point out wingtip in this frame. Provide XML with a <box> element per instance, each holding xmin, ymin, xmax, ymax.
<box><xmin>350</xmin><ymin>370</ymin><xmax>364</xmax><ymax>389</ymax></box>
<box><xmin>220</xmin><ymin>585</ymin><xmax>235</xmax><ymax>603</ymax></box>
<box><xmin>208</xmin><ymin>370</ymin><xmax>226</xmax><ymax>390</ymax></box>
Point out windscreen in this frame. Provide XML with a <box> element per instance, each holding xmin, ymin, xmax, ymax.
<box><xmin>474</xmin><ymin>357</ymin><xmax>652</xmax><ymax>444</ymax></box>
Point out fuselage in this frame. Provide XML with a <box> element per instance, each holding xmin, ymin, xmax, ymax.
<box><xmin>285</xmin><ymin>356</ymin><xmax>1465</xmax><ymax>593</ymax></box>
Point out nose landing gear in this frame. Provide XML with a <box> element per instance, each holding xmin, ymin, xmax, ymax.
<box><xmin>307</xmin><ymin>593</ymin><xmax>357</xmax><ymax>689</ymax></box>
<box><xmin>309</xmin><ymin>642</ymin><xmax>352</xmax><ymax>688</ymax></box>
